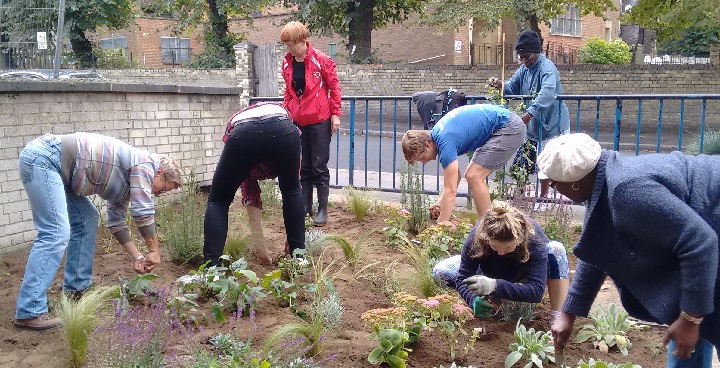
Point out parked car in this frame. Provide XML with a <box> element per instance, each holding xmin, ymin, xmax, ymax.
<box><xmin>0</xmin><ymin>69</ymin><xmax>105</xmax><ymax>80</ymax></box>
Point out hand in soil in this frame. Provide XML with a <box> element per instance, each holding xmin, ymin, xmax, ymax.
<box><xmin>255</xmin><ymin>246</ymin><xmax>273</xmax><ymax>266</ymax></box>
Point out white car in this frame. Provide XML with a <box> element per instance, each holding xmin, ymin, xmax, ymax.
<box><xmin>0</xmin><ymin>69</ymin><xmax>105</xmax><ymax>80</ymax></box>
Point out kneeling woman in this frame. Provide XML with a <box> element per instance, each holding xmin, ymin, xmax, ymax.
<box><xmin>433</xmin><ymin>201</ymin><xmax>569</xmax><ymax>325</ymax></box>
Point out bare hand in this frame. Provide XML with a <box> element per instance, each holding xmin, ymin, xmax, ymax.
<box><xmin>522</xmin><ymin>112</ymin><xmax>533</xmax><ymax>125</ymax></box>
<box><xmin>144</xmin><ymin>250</ymin><xmax>161</xmax><ymax>272</ymax></box>
<box><xmin>429</xmin><ymin>203</ymin><xmax>441</xmax><ymax>220</ymax></box>
<box><xmin>662</xmin><ymin>316</ymin><xmax>701</xmax><ymax>360</ymax></box>
<box><xmin>255</xmin><ymin>246</ymin><xmax>273</xmax><ymax>266</ymax></box>
<box><xmin>133</xmin><ymin>257</ymin><xmax>145</xmax><ymax>274</ymax></box>
<box><xmin>331</xmin><ymin>115</ymin><xmax>341</xmax><ymax>134</ymax></box>
<box><xmin>551</xmin><ymin>312</ymin><xmax>576</xmax><ymax>348</ymax></box>
<box><xmin>487</xmin><ymin>77</ymin><xmax>502</xmax><ymax>89</ymax></box>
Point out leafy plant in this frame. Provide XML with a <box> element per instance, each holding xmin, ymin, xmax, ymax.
<box><xmin>686</xmin><ymin>131</ymin><xmax>720</xmax><ymax>155</ymax></box>
<box><xmin>577</xmin><ymin>358</ymin><xmax>643</xmax><ymax>368</ymax></box>
<box><xmin>345</xmin><ymin>186</ymin><xmax>374</xmax><ymax>221</ymax></box>
<box><xmin>505</xmin><ymin>319</ymin><xmax>555</xmax><ymax>368</ymax></box>
<box><xmin>57</xmin><ymin>286</ymin><xmax>118</xmax><ymax>367</ymax></box>
<box><xmin>367</xmin><ymin>328</ymin><xmax>412</xmax><ymax>368</ymax></box>
<box><xmin>579</xmin><ymin>37</ymin><xmax>632</xmax><ymax>65</ymax></box>
<box><xmin>416</xmin><ymin>221</ymin><xmax>473</xmax><ymax>262</ymax></box>
<box><xmin>156</xmin><ymin>171</ymin><xmax>205</xmax><ymax>265</ymax></box>
<box><xmin>500</xmin><ymin>300</ymin><xmax>536</xmax><ymax>323</ymax></box>
<box><xmin>224</xmin><ymin>234</ymin><xmax>250</xmax><ymax>260</ymax></box>
<box><xmin>119</xmin><ymin>273</ymin><xmax>159</xmax><ymax>302</ymax></box>
<box><xmin>400</xmin><ymin>164</ymin><xmax>430</xmax><ymax>235</ymax></box>
<box><xmin>573</xmin><ymin>304</ymin><xmax>641</xmax><ymax>356</ymax></box>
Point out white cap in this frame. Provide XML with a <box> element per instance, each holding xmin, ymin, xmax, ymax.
<box><xmin>537</xmin><ymin>133</ymin><xmax>602</xmax><ymax>182</ymax></box>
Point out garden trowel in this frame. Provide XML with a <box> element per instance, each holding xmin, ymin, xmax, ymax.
<box><xmin>555</xmin><ymin>345</ymin><xmax>566</xmax><ymax>367</ymax></box>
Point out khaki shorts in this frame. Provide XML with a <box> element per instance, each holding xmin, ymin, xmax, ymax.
<box><xmin>471</xmin><ymin>113</ymin><xmax>526</xmax><ymax>170</ymax></box>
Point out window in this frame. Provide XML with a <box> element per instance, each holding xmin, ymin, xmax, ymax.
<box><xmin>160</xmin><ymin>37</ymin><xmax>191</xmax><ymax>64</ymax></box>
<box><xmin>99</xmin><ymin>36</ymin><xmax>127</xmax><ymax>50</ymax></box>
<box><xmin>550</xmin><ymin>7</ymin><xmax>582</xmax><ymax>37</ymax></box>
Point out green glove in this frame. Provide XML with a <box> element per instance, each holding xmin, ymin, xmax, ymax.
<box><xmin>472</xmin><ymin>296</ymin><xmax>499</xmax><ymax>319</ymax></box>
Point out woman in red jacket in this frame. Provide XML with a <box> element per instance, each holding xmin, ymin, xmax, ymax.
<box><xmin>280</xmin><ymin>21</ymin><xmax>342</xmax><ymax>227</ymax></box>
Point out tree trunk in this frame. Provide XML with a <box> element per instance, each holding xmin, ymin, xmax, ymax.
<box><xmin>527</xmin><ymin>15</ymin><xmax>544</xmax><ymax>46</ymax></box>
<box><xmin>206</xmin><ymin>0</ymin><xmax>232</xmax><ymax>54</ymax></box>
<box><xmin>346</xmin><ymin>0</ymin><xmax>374</xmax><ymax>63</ymax></box>
<box><xmin>68</xmin><ymin>27</ymin><xmax>94</xmax><ymax>68</ymax></box>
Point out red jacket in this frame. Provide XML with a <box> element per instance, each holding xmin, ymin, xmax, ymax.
<box><xmin>282</xmin><ymin>41</ymin><xmax>342</xmax><ymax>126</ymax></box>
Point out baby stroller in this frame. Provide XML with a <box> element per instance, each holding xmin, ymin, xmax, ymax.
<box><xmin>412</xmin><ymin>89</ymin><xmax>467</xmax><ymax>130</ymax></box>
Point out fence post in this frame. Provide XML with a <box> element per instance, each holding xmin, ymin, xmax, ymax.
<box><xmin>234</xmin><ymin>41</ymin><xmax>255</xmax><ymax>108</ymax></box>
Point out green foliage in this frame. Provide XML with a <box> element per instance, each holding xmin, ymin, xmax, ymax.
<box><xmin>422</xmin><ymin>0</ymin><xmax>615</xmax><ymax>37</ymax></box>
<box><xmin>319</xmin><ymin>234</ymin><xmax>367</xmax><ymax>267</ymax></box>
<box><xmin>58</xmin><ymin>286</ymin><xmax>118</xmax><ymax>367</ymax></box>
<box><xmin>577</xmin><ymin>359</ymin><xmax>643</xmax><ymax>368</ymax></box>
<box><xmin>367</xmin><ymin>328</ymin><xmax>412</xmax><ymax>367</ymax></box>
<box><xmin>119</xmin><ymin>273</ymin><xmax>159</xmax><ymax>302</ymax></box>
<box><xmin>578</xmin><ymin>37</ymin><xmax>632</xmax><ymax>65</ymax></box>
<box><xmin>416</xmin><ymin>221</ymin><xmax>473</xmax><ymax>262</ymax></box>
<box><xmin>189</xmin><ymin>43</ymin><xmax>236</xmax><ymax>68</ymax></box>
<box><xmin>94</xmin><ymin>48</ymin><xmax>136</xmax><ymax>68</ymax></box>
<box><xmin>622</xmin><ymin>0</ymin><xmax>719</xmax><ymax>44</ymax></box>
<box><xmin>345</xmin><ymin>186</ymin><xmax>374</xmax><ymax>221</ymax></box>
<box><xmin>156</xmin><ymin>171</ymin><xmax>205</xmax><ymax>265</ymax></box>
<box><xmin>258</xmin><ymin>179</ymin><xmax>282</xmax><ymax>209</ymax></box>
<box><xmin>573</xmin><ymin>304</ymin><xmax>642</xmax><ymax>356</ymax></box>
<box><xmin>657</xmin><ymin>28</ymin><xmax>720</xmax><ymax>57</ymax></box>
<box><xmin>397</xmin><ymin>240</ymin><xmax>443</xmax><ymax>297</ymax></box>
<box><xmin>224</xmin><ymin>234</ymin><xmax>250</xmax><ymax>260</ymax></box>
<box><xmin>505</xmin><ymin>320</ymin><xmax>555</xmax><ymax>368</ymax></box>
<box><xmin>500</xmin><ymin>300</ymin><xmax>535</xmax><ymax>323</ymax></box>
<box><xmin>400</xmin><ymin>164</ymin><xmax>430</xmax><ymax>235</ymax></box>
<box><xmin>686</xmin><ymin>131</ymin><xmax>720</xmax><ymax>155</ymax></box>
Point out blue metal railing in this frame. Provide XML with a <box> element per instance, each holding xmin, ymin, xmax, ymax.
<box><xmin>250</xmin><ymin>94</ymin><xmax>720</xmax><ymax>197</ymax></box>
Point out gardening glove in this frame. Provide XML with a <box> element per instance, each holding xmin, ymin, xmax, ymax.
<box><xmin>463</xmin><ymin>275</ymin><xmax>497</xmax><ymax>296</ymax></box>
<box><xmin>472</xmin><ymin>296</ymin><xmax>498</xmax><ymax>319</ymax></box>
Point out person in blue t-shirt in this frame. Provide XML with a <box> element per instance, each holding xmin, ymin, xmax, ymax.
<box><xmin>401</xmin><ymin>104</ymin><xmax>526</xmax><ymax>222</ymax></box>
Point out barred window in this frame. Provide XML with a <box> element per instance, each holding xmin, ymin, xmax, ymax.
<box><xmin>160</xmin><ymin>37</ymin><xmax>191</xmax><ymax>64</ymax></box>
<box><xmin>550</xmin><ymin>7</ymin><xmax>582</xmax><ymax>37</ymax></box>
<box><xmin>99</xmin><ymin>36</ymin><xmax>127</xmax><ymax>50</ymax></box>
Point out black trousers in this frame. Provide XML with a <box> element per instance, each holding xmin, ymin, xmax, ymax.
<box><xmin>204</xmin><ymin>117</ymin><xmax>304</xmax><ymax>266</ymax></box>
<box><xmin>297</xmin><ymin>119</ymin><xmax>331</xmax><ymax>189</ymax></box>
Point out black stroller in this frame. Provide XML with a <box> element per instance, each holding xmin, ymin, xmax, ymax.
<box><xmin>412</xmin><ymin>89</ymin><xmax>467</xmax><ymax>130</ymax></box>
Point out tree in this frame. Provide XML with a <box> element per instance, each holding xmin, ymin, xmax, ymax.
<box><xmin>421</xmin><ymin>0</ymin><xmax>615</xmax><ymax>44</ymax></box>
<box><xmin>286</xmin><ymin>0</ymin><xmax>426</xmax><ymax>63</ymax></box>
<box><xmin>65</xmin><ymin>0</ymin><xmax>137</xmax><ymax>67</ymax></box>
<box><xmin>657</xmin><ymin>28</ymin><xmax>720</xmax><ymax>57</ymax></box>
<box><xmin>622</xmin><ymin>0</ymin><xmax>720</xmax><ymax>44</ymax></box>
<box><xmin>156</xmin><ymin>0</ymin><xmax>274</xmax><ymax>67</ymax></box>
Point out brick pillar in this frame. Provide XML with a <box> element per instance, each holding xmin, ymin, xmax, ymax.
<box><xmin>634</xmin><ymin>44</ymin><xmax>645</xmax><ymax>65</ymax></box>
<box><xmin>234</xmin><ymin>41</ymin><xmax>255</xmax><ymax>108</ymax></box>
<box><xmin>453</xmin><ymin>23</ymin><xmax>471</xmax><ymax>65</ymax></box>
<box><xmin>711</xmin><ymin>44</ymin><xmax>720</xmax><ymax>65</ymax></box>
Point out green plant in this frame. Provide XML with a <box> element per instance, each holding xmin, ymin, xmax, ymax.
<box><xmin>435</xmin><ymin>364</ymin><xmax>478</xmax><ymax>368</ymax></box>
<box><xmin>58</xmin><ymin>286</ymin><xmax>118</xmax><ymax>367</ymax></box>
<box><xmin>119</xmin><ymin>273</ymin><xmax>159</xmax><ymax>301</ymax></box>
<box><xmin>579</xmin><ymin>37</ymin><xmax>632</xmax><ymax>65</ymax></box>
<box><xmin>573</xmin><ymin>303</ymin><xmax>641</xmax><ymax>356</ymax></box>
<box><xmin>397</xmin><ymin>240</ymin><xmax>443</xmax><ymax>297</ymax></box>
<box><xmin>305</xmin><ymin>229</ymin><xmax>327</xmax><ymax>258</ymax></box>
<box><xmin>320</xmin><ymin>234</ymin><xmax>367</xmax><ymax>267</ymax></box>
<box><xmin>400</xmin><ymin>164</ymin><xmax>430</xmax><ymax>235</ymax></box>
<box><xmin>505</xmin><ymin>320</ymin><xmax>555</xmax><ymax>368</ymax></box>
<box><xmin>224</xmin><ymin>234</ymin><xmax>250</xmax><ymax>260</ymax></box>
<box><xmin>345</xmin><ymin>186</ymin><xmax>374</xmax><ymax>221</ymax></box>
<box><xmin>686</xmin><ymin>131</ymin><xmax>720</xmax><ymax>155</ymax></box>
<box><xmin>577</xmin><ymin>358</ymin><xmax>642</xmax><ymax>368</ymax></box>
<box><xmin>262</xmin><ymin>319</ymin><xmax>325</xmax><ymax>358</ymax></box>
<box><xmin>94</xmin><ymin>47</ymin><xmax>135</xmax><ymax>68</ymax></box>
<box><xmin>156</xmin><ymin>171</ymin><xmax>205</xmax><ymax>265</ymax></box>
<box><xmin>416</xmin><ymin>221</ymin><xmax>473</xmax><ymax>262</ymax></box>
<box><xmin>258</xmin><ymin>179</ymin><xmax>282</xmax><ymax>209</ymax></box>
<box><xmin>500</xmin><ymin>300</ymin><xmax>536</xmax><ymax>323</ymax></box>
<box><xmin>367</xmin><ymin>328</ymin><xmax>412</xmax><ymax>368</ymax></box>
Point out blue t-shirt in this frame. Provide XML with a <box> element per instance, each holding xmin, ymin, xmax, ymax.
<box><xmin>430</xmin><ymin>104</ymin><xmax>511</xmax><ymax>168</ymax></box>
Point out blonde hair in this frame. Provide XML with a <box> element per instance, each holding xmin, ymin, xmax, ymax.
<box><xmin>159</xmin><ymin>155</ymin><xmax>183</xmax><ymax>186</ymax></box>
<box><xmin>401</xmin><ymin>130</ymin><xmax>432</xmax><ymax>162</ymax></box>
<box><xmin>471</xmin><ymin>201</ymin><xmax>534</xmax><ymax>262</ymax></box>
<box><xmin>280</xmin><ymin>21</ymin><xmax>309</xmax><ymax>43</ymax></box>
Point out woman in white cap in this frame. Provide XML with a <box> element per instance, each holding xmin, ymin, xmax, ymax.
<box><xmin>539</xmin><ymin>133</ymin><xmax>720</xmax><ymax>368</ymax></box>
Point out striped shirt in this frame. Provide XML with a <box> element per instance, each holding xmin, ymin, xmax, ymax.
<box><xmin>61</xmin><ymin>133</ymin><xmax>159</xmax><ymax>243</ymax></box>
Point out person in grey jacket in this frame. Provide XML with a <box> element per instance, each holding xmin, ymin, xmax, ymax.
<box><xmin>538</xmin><ymin>133</ymin><xmax>720</xmax><ymax>367</ymax></box>
<box><xmin>489</xmin><ymin>30</ymin><xmax>570</xmax><ymax>199</ymax></box>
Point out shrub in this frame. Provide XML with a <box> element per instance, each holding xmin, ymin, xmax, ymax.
<box><xmin>224</xmin><ymin>234</ymin><xmax>250</xmax><ymax>260</ymax></box>
<box><xmin>686</xmin><ymin>131</ymin><xmax>720</xmax><ymax>155</ymax></box>
<box><xmin>156</xmin><ymin>171</ymin><xmax>205</xmax><ymax>265</ymax></box>
<box><xmin>94</xmin><ymin>48</ymin><xmax>135</xmax><ymax>68</ymax></box>
<box><xmin>579</xmin><ymin>37</ymin><xmax>632</xmax><ymax>65</ymax></box>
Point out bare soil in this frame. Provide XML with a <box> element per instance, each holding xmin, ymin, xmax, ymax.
<box><xmin>0</xmin><ymin>194</ymin><xmax>668</xmax><ymax>368</ymax></box>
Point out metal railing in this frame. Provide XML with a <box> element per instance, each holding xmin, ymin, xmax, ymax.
<box><xmin>250</xmin><ymin>94</ymin><xmax>720</xmax><ymax>197</ymax></box>
<box><xmin>471</xmin><ymin>41</ymin><xmax>579</xmax><ymax>66</ymax></box>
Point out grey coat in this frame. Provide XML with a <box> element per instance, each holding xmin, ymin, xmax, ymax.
<box><xmin>563</xmin><ymin>150</ymin><xmax>720</xmax><ymax>346</ymax></box>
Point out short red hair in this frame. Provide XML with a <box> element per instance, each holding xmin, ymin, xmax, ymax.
<box><xmin>280</xmin><ymin>21</ymin><xmax>309</xmax><ymax>43</ymax></box>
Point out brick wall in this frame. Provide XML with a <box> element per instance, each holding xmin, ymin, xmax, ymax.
<box><xmin>0</xmin><ymin>81</ymin><xmax>241</xmax><ymax>254</ymax></box>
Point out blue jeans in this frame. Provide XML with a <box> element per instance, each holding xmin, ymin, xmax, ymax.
<box><xmin>666</xmin><ymin>338</ymin><xmax>717</xmax><ymax>368</ymax></box>
<box><xmin>16</xmin><ymin>134</ymin><xmax>99</xmax><ymax>319</ymax></box>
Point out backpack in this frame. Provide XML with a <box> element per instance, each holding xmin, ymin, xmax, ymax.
<box><xmin>412</xmin><ymin>89</ymin><xmax>467</xmax><ymax>130</ymax></box>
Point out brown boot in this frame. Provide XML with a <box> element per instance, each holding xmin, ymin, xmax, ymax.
<box><xmin>14</xmin><ymin>314</ymin><xmax>62</xmax><ymax>331</ymax></box>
